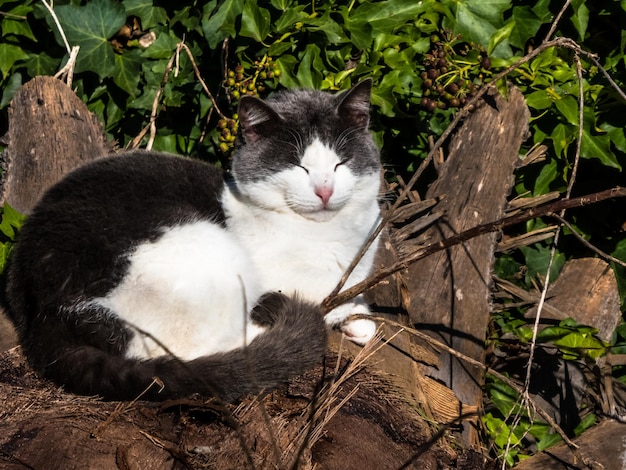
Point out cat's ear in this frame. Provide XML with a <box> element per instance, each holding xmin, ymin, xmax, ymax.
<box><xmin>237</xmin><ymin>96</ymin><xmax>283</xmax><ymax>143</ymax></box>
<box><xmin>337</xmin><ymin>79</ymin><xmax>372</xmax><ymax>129</ymax></box>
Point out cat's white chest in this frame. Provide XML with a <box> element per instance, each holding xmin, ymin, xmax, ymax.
<box><xmin>222</xmin><ymin>175</ymin><xmax>381</xmax><ymax>303</ymax></box>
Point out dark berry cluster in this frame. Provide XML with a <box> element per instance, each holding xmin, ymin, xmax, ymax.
<box><xmin>223</xmin><ymin>56</ymin><xmax>280</xmax><ymax>101</ymax></box>
<box><xmin>420</xmin><ymin>31</ymin><xmax>491</xmax><ymax>113</ymax></box>
<box><xmin>217</xmin><ymin>115</ymin><xmax>238</xmax><ymax>154</ymax></box>
<box><xmin>218</xmin><ymin>56</ymin><xmax>280</xmax><ymax>153</ymax></box>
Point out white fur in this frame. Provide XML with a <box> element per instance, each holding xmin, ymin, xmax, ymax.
<box><xmin>96</xmin><ymin>221</ymin><xmax>265</xmax><ymax>360</ymax></box>
<box><xmin>224</xmin><ymin>138</ymin><xmax>381</xmax><ymax>344</ymax></box>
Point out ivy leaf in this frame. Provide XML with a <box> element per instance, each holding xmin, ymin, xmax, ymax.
<box><xmin>0</xmin><ymin>71</ymin><xmax>22</xmax><ymax>108</ymax></box>
<box><xmin>202</xmin><ymin>0</ymin><xmax>244</xmax><ymax>49</ymax></box>
<box><xmin>297</xmin><ymin>43</ymin><xmax>323</xmax><ymax>89</ymax></box>
<box><xmin>113</xmin><ymin>50</ymin><xmax>142</xmax><ymax>97</ymax></box>
<box><xmin>26</xmin><ymin>51</ymin><xmax>60</xmax><ymax>77</ymax></box>
<box><xmin>581</xmin><ymin>108</ymin><xmax>621</xmax><ymax>169</ymax></box>
<box><xmin>520</xmin><ymin>244</ymin><xmax>565</xmax><ymax>285</ymax></box>
<box><xmin>533</xmin><ymin>157</ymin><xmax>557</xmax><ymax>195</ymax></box>
<box><xmin>550</xmin><ymin>123</ymin><xmax>571</xmax><ymax>159</ymax></box>
<box><xmin>555</xmin><ymin>95</ymin><xmax>578</xmax><ymax>126</ymax></box>
<box><xmin>274</xmin><ymin>6</ymin><xmax>308</xmax><ymax>33</ymax></box>
<box><xmin>487</xmin><ymin>21</ymin><xmax>515</xmax><ymax>56</ymax></box>
<box><xmin>525</xmin><ymin>89</ymin><xmax>552</xmax><ymax>110</ymax></box>
<box><xmin>570</xmin><ymin>0</ymin><xmax>589</xmax><ymax>41</ymax></box>
<box><xmin>345</xmin><ymin>0</ymin><xmax>427</xmax><ymax>49</ymax></box>
<box><xmin>53</xmin><ymin>0</ymin><xmax>126</xmax><ymax>77</ymax></box>
<box><xmin>508</xmin><ymin>5</ymin><xmax>545</xmax><ymax>50</ymax></box>
<box><xmin>121</xmin><ymin>0</ymin><xmax>168</xmax><ymax>29</ymax></box>
<box><xmin>240</xmin><ymin>0</ymin><xmax>271</xmax><ymax>43</ymax></box>
<box><xmin>270</xmin><ymin>0</ymin><xmax>293</xmax><ymax>10</ymax></box>
<box><xmin>0</xmin><ymin>203</ymin><xmax>26</xmax><ymax>241</ymax></box>
<box><xmin>1</xmin><ymin>4</ymin><xmax>37</xmax><ymax>41</ymax></box>
<box><xmin>308</xmin><ymin>11</ymin><xmax>348</xmax><ymax>44</ymax></box>
<box><xmin>141</xmin><ymin>30</ymin><xmax>180</xmax><ymax>59</ymax></box>
<box><xmin>449</xmin><ymin>0</ymin><xmax>512</xmax><ymax>57</ymax></box>
<box><xmin>0</xmin><ymin>43</ymin><xmax>29</xmax><ymax>78</ymax></box>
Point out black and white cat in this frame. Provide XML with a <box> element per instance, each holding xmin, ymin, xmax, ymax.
<box><xmin>4</xmin><ymin>80</ymin><xmax>382</xmax><ymax>402</ymax></box>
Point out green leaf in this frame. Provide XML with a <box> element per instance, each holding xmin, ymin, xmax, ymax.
<box><xmin>121</xmin><ymin>0</ymin><xmax>168</xmax><ymax>29</ymax></box>
<box><xmin>141</xmin><ymin>30</ymin><xmax>180</xmax><ymax>59</ymax></box>
<box><xmin>449</xmin><ymin>0</ymin><xmax>512</xmax><ymax>57</ymax></box>
<box><xmin>536</xmin><ymin>431</ymin><xmax>563</xmax><ymax>451</ymax></box>
<box><xmin>533</xmin><ymin>157</ymin><xmax>557</xmax><ymax>195</ymax></box>
<box><xmin>570</xmin><ymin>0</ymin><xmax>589</xmax><ymax>41</ymax></box>
<box><xmin>0</xmin><ymin>202</ymin><xmax>26</xmax><ymax>240</ymax></box>
<box><xmin>0</xmin><ymin>43</ymin><xmax>29</xmax><ymax>78</ymax></box>
<box><xmin>0</xmin><ymin>71</ymin><xmax>22</xmax><ymax>108</ymax></box>
<box><xmin>603</xmin><ymin>124</ymin><xmax>626</xmax><ymax>154</ymax></box>
<box><xmin>270</xmin><ymin>0</ymin><xmax>292</xmax><ymax>10</ymax></box>
<box><xmin>25</xmin><ymin>51</ymin><xmax>60</xmax><ymax>77</ymax></box>
<box><xmin>240</xmin><ymin>0</ymin><xmax>270</xmax><ymax>43</ymax></box>
<box><xmin>1</xmin><ymin>4</ymin><xmax>37</xmax><ymax>41</ymax></box>
<box><xmin>345</xmin><ymin>0</ymin><xmax>427</xmax><ymax>49</ymax></box>
<box><xmin>202</xmin><ymin>0</ymin><xmax>244</xmax><ymax>49</ymax></box>
<box><xmin>113</xmin><ymin>50</ymin><xmax>142</xmax><ymax>97</ymax></box>
<box><xmin>297</xmin><ymin>43</ymin><xmax>323</xmax><ymax>89</ymax></box>
<box><xmin>487</xmin><ymin>21</ymin><xmax>515</xmax><ymax>56</ymax></box>
<box><xmin>508</xmin><ymin>6</ymin><xmax>545</xmax><ymax>50</ymax></box>
<box><xmin>555</xmin><ymin>95</ymin><xmax>579</xmax><ymax>126</ymax></box>
<box><xmin>580</xmin><ymin>111</ymin><xmax>621</xmax><ymax>169</ymax></box>
<box><xmin>308</xmin><ymin>11</ymin><xmax>348</xmax><ymax>44</ymax></box>
<box><xmin>273</xmin><ymin>6</ymin><xmax>308</xmax><ymax>33</ymax></box>
<box><xmin>53</xmin><ymin>0</ymin><xmax>126</xmax><ymax>77</ymax></box>
<box><xmin>550</xmin><ymin>123</ymin><xmax>571</xmax><ymax>159</ymax></box>
<box><xmin>525</xmin><ymin>89</ymin><xmax>552</xmax><ymax>110</ymax></box>
<box><xmin>520</xmin><ymin>244</ymin><xmax>565</xmax><ymax>284</ymax></box>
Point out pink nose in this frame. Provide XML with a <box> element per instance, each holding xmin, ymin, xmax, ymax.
<box><xmin>315</xmin><ymin>185</ymin><xmax>334</xmax><ymax>205</ymax></box>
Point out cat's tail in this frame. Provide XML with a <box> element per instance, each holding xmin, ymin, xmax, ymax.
<box><xmin>38</xmin><ymin>293</ymin><xmax>327</xmax><ymax>402</ymax></box>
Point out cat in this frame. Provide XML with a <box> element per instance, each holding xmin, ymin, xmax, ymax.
<box><xmin>4</xmin><ymin>79</ymin><xmax>382</xmax><ymax>402</ymax></box>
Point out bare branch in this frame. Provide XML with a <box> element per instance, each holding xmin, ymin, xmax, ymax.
<box><xmin>323</xmin><ymin>187</ymin><xmax>626</xmax><ymax>313</ymax></box>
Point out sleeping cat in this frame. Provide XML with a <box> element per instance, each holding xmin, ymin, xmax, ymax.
<box><xmin>4</xmin><ymin>79</ymin><xmax>382</xmax><ymax>402</ymax></box>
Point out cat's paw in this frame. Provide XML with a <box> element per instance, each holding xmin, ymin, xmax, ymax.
<box><xmin>325</xmin><ymin>299</ymin><xmax>377</xmax><ymax>345</ymax></box>
<box><xmin>250</xmin><ymin>292</ymin><xmax>290</xmax><ymax>326</ymax></box>
<box><xmin>340</xmin><ymin>318</ymin><xmax>377</xmax><ymax>345</ymax></box>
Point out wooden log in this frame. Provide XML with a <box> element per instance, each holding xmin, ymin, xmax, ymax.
<box><xmin>513</xmin><ymin>419</ymin><xmax>626</xmax><ymax>470</ymax></box>
<box><xmin>401</xmin><ymin>87</ymin><xmax>529</xmax><ymax>445</ymax></box>
<box><xmin>0</xmin><ymin>76</ymin><xmax>110</xmax><ymax>213</ymax></box>
<box><xmin>0</xmin><ymin>76</ymin><xmax>110</xmax><ymax>352</ymax></box>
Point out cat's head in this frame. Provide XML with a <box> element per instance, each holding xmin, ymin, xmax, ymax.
<box><xmin>232</xmin><ymin>80</ymin><xmax>381</xmax><ymax>222</ymax></box>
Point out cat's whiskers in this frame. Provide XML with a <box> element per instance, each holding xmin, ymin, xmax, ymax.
<box><xmin>334</xmin><ymin>127</ymin><xmax>362</xmax><ymax>152</ymax></box>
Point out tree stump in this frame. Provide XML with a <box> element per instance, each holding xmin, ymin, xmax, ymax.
<box><xmin>1</xmin><ymin>76</ymin><xmax>110</xmax><ymax>214</ymax></box>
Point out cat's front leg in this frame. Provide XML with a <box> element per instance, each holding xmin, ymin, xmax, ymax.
<box><xmin>324</xmin><ymin>295</ymin><xmax>377</xmax><ymax>345</ymax></box>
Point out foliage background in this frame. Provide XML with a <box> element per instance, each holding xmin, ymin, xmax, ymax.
<box><xmin>1</xmin><ymin>0</ymin><xmax>626</xmax><ymax>465</ymax></box>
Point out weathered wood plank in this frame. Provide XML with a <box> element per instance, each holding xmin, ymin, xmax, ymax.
<box><xmin>402</xmin><ymin>87</ymin><xmax>529</xmax><ymax>444</ymax></box>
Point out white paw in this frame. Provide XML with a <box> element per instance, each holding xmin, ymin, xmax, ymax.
<box><xmin>324</xmin><ymin>297</ymin><xmax>376</xmax><ymax>346</ymax></box>
<box><xmin>340</xmin><ymin>318</ymin><xmax>377</xmax><ymax>345</ymax></box>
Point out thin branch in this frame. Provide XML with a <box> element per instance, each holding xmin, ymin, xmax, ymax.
<box><xmin>41</xmin><ymin>0</ymin><xmax>71</xmax><ymax>55</ymax></box>
<box><xmin>550</xmin><ymin>213</ymin><xmax>626</xmax><ymax>268</ymax></box>
<box><xmin>129</xmin><ymin>41</ymin><xmax>227</xmax><ymax>150</ymax></box>
<box><xmin>41</xmin><ymin>0</ymin><xmax>79</xmax><ymax>87</ymax></box>
<box><xmin>323</xmin><ymin>187</ymin><xmax>626</xmax><ymax>313</ymax></box>
<box><xmin>543</xmin><ymin>0</ymin><xmax>572</xmax><ymax>43</ymax></box>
